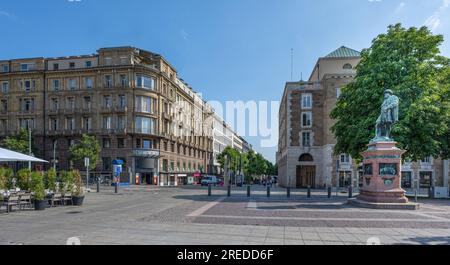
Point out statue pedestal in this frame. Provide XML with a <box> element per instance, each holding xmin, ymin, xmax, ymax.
<box><xmin>348</xmin><ymin>141</ymin><xmax>419</xmax><ymax>210</ymax></box>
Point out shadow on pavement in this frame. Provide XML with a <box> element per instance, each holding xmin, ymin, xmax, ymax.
<box><xmin>393</xmin><ymin>236</ymin><xmax>450</xmax><ymax>245</ymax></box>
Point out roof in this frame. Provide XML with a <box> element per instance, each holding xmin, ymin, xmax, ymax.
<box><xmin>324</xmin><ymin>46</ymin><xmax>360</xmax><ymax>58</ymax></box>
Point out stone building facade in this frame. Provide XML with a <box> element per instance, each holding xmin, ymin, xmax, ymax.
<box><xmin>0</xmin><ymin>46</ymin><xmax>214</xmax><ymax>186</ymax></box>
<box><xmin>276</xmin><ymin>46</ymin><xmax>450</xmax><ymax>192</ymax></box>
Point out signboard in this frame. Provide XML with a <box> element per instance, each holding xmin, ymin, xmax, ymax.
<box><xmin>133</xmin><ymin>149</ymin><xmax>160</xmax><ymax>158</ymax></box>
<box><xmin>84</xmin><ymin>157</ymin><xmax>90</xmax><ymax>168</ymax></box>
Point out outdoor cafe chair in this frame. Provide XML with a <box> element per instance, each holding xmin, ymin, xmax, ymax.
<box><xmin>18</xmin><ymin>193</ymin><xmax>33</xmax><ymax>210</ymax></box>
<box><xmin>50</xmin><ymin>193</ymin><xmax>63</xmax><ymax>207</ymax></box>
<box><xmin>62</xmin><ymin>193</ymin><xmax>73</xmax><ymax>206</ymax></box>
<box><xmin>4</xmin><ymin>194</ymin><xmax>20</xmax><ymax>213</ymax></box>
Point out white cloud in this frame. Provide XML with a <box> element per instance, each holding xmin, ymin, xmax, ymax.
<box><xmin>395</xmin><ymin>2</ymin><xmax>406</xmax><ymax>13</ymax></box>
<box><xmin>180</xmin><ymin>29</ymin><xmax>189</xmax><ymax>41</ymax></box>
<box><xmin>368</xmin><ymin>0</ymin><xmax>382</xmax><ymax>2</ymax></box>
<box><xmin>0</xmin><ymin>10</ymin><xmax>16</xmax><ymax>21</ymax></box>
<box><xmin>425</xmin><ymin>0</ymin><xmax>450</xmax><ymax>31</ymax></box>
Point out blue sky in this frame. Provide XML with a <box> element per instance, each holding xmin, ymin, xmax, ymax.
<box><xmin>1</xmin><ymin>0</ymin><xmax>449</xmax><ymax>163</ymax></box>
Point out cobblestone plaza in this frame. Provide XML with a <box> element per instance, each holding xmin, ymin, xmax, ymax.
<box><xmin>1</xmin><ymin>186</ymin><xmax>450</xmax><ymax>245</ymax></box>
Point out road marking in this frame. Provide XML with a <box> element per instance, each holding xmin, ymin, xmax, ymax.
<box><xmin>247</xmin><ymin>200</ymin><xmax>257</xmax><ymax>209</ymax></box>
<box><xmin>197</xmin><ymin>214</ymin><xmax>450</xmax><ymax>223</ymax></box>
<box><xmin>187</xmin><ymin>197</ymin><xmax>226</xmax><ymax>217</ymax></box>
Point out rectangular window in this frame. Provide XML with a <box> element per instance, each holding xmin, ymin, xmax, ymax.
<box><xmin>1</xmin><ymin>82</ymin><xmax>8</xmax><ymax>93</ymax></box>
<box><xmin>53</xmin><ymin>63</ymin><xmax>59</xmax><ymax>70</ymax></box>
<box><xmin>336</xmin><ymin>87</ymin><xmax>341</xmax><ymax>98</ymax></box>
<box><xmin>83</xmin><ymin>96</ymin><xmax>91</xmax><ymax>109</ymax></box>
<box><xmin>364</xmin><ymin>164</ymin><xmax>373</xmax><ymax>175</ymax></box>
<box><xmin>53</xmin><ymin>80</ymin><xmax>60</xmax><ymax>91</ymax></box>
<box><xmin>104</xmin><ymin>58</ymin><xmax>112</xmax><ymax>66</ymax></box>
<box><xmin>401</xmin><ymin>171</ymin><xmax>412</xmax><ymax>189</ymax></box>
<box><xmin>120</xmin><ymin>57</ymin><xmax>128</xmax><ymax>65</ymax></box>
<box><xmin>105</xmin><ymin>75</ymin><xmax>113</xmax><ymax>88</ymax></box>
<box><xmin>119</xmin><ymin>95</ymin><xmax>126</xmax><ymax>108</ymax></box>
<box><xmin>85</xmin><ymin>77</ymin><xmax>93</xmax><ymax>89</ymax></box>
<box><xmin>24</xmin><ymin>80</ymin><xmax>31</xmax><ymax>92</ymax></box>
<box><xmin>66</xmin><ymin>117</ymin><xmax>75</xmax><ymax>130</ymax></box>
<box><xmin>421</xmin><ymin>156</ymin><xmax>432</xmax><ymax>163</ymax></box>
<box><xmin>340</xmin><ymin>154</ymin><xmax>350</xmax><ymax>163</ymax></box>
<box><xmin>302</xmin><ymin>94</ymin><xmax>312</xmax><ymax>109</ymax></box>
<box><xmin>117</xmin><ymin>138</ymin><xmax>125</xmax><ymax>148</ymax></box>
<box><xmin>85</xmin><ymin>61</ymin><xmax>92</xmax><ymax>68</ymax></box>
<box><xmin>83</xmin><ymin>117</ymin><xmax>92</xmax><ymax>130</ymax></box>
<box><xmin>68</xmin><ymin>79</ymin><xmax>77</xmax><ymax>90</ymax></box>
<box><xmin>67</xmin><ymin>97</ymin><xmax>75</xmax><ymax>109</ymax></box>
<box><xmin>102</xmin><ymin>157</ymin><xmax>112</xmax><ymax>171</ymax></box>
<box><xmin>2</xmin><ymin>65</ymin><xmax>9</xmax><ymax>73</ymax></box>
<box><xmin>117</xmin><ymin>116</ymin><xmax>125</xmax><ymax>130</ymax></box>
<box><xmin>302</xmin><ymin>132</ymin><xmax>311</xmax><ymax>147</ymax></box>
<box><xmin>419</xmin><ymin>172</ymin><xmax>432</xmax><ymax>188</ymax></box>
<box><xmin>103</xmin><ymin>95</ymin><xmax>111</xmax><ymax>108</ymax></box>
<box><xmin>51</xmin><ymin>98</ymin><xmax>59</xmax><ymax>110</ymax></box>
<box><xmin>143</xmin><ymin>140</ymin><xmax>152</xmax><ymax>149</ymax></box>
<box><xmin>120</xmin><ymin>74</ymin><xmax>128</xmax><ymax>87</ymax></box>
<box><xmin>50</xmin><ymin>118</ymin><xmax>59</xmax><ymax>131</ymax></box>
<box><xmin>136</xmin><ymin>75</ymin><xmax>155</xmax><ymax>90</ymax></box>
<box><xmin>302</xmin><ymin>112</ymin><xmax>312</xmax><ymax>127</ymax></box>
<box><xmin>1</xmin><ymin>100</ymin><xmax>7</xmax><ymax>112</ymax></box>
<box><xmin>69</xmin><ymin>62</ymin><xmax>75</xmax><ymax>69</ymax></box>
<box><xmin>103</xmin><ymin>116</ymin><xmax>112</xmax><ymax>129</ymax></box>
<box><xmin>135</xmin><ymin>116</ymin><xmax>156</xmax><ymax>134</ymax></box>
<box><xmin>103</xmin><ymin>138</ymin><xmax>111</xmax><ymax>148</ymax></box>
<box><xmin>135</xmin><ymin>96</ymin><xmax>155</xmax><ymax>113</ymax></box>
<box><xmin>20</xmin><ymin>64</ymin><xmax>29</xmax><ymax>72</ymax></box>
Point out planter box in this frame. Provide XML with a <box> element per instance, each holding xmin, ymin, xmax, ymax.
<box><xmin>72</xmin><ymin>196</ymin><xmax>85</xmax><ymax>206</ymax></box>
<box><xmin>34</xmin><ymin>200</ymin><xmax>46</xmax><ymax>211</ymax></box>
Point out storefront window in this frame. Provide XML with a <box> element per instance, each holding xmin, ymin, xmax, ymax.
<box><xmin>401</xmin><ymin>171</ymin><xmax>412</xmax><ymax>188</ymax></box>
<box><xmin>420</xmin><ymin>171</ymin><xmax>432</xmax><ymax>188</ymax></box>
<box><xmin>363</xmin><ymin>164</ymin><xmax>373</xmax><ymax>175</ymax></box>
<box><xmin>338</xmin><ymin>171</ymin><xmax>351</xmax><ymax>188</ymax></box>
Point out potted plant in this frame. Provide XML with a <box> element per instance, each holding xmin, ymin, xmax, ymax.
<box><xmin>17</xmin><ymin>168</ymin><xmax>31</xmax><ymax>191</ymax></box>
<box><xmin>72</xmin><ymin>170</ymin><xmax>85</xmax><ymax>206</ymax></box>
<box><xmin>31</xmin><ymin>171</ymin><xmax>46</xmax><ymax>211</ymax></box>
<box><xmin>44</xmin><ymin>168</ymin><xmax>57</xmax><ymax>192</ymax></box>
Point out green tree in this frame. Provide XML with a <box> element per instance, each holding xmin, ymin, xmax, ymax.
<box><xmin>217</xmin><ymin>146</ymin><xmax>240</xmax><ymax>173</ymax></box>
<box><xmin>331</xmin><ymin>24</ymin><xmax>450</xmax><ymax>161</ymax></box>
<box><xmin>30</xmin><ymin>171</ymin><xmax>45</xmax><ymax>201</ymax></box>
<box><xmin>1</xmin><ymin>128</ymin><xmax>33</xmax><ymax>154</ymax></box>
<box><xmin>69</xmin><ymin>134</ymin><xmax>101</xmax><ymax>170</ymax></box>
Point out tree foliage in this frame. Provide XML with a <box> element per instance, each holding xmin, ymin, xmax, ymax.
<box><xmin>1</xmin><ymin>128</ymin><xmax>34</xmax><ymax>154</ymax></box>
<box><xmin>69</xmin><ymin>134</ymin><xmax>101</xmax><ymax>170</ymax></box>
<box><xmin>330</xmin><ymin>24</ymin><xmax>450</xmax><ymax>161</ymax></box>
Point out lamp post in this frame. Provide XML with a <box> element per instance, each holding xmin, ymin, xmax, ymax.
<box><xmin>28</xmin><ymin>120</ymin><xmax>32</xmax><ymax>170</ymax></box>
<box><xmin>53</xmin><ymin>140</ymin><xmax>58</xmax><ymax>171</ymax></box>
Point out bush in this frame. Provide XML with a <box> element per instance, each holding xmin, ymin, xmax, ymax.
<box><xmin>17</xmin><ymin>168</ymin><xmax>31</xmax><ymax>191</ymax></box>
<box><xmin>30</xmin><ymin>171</ymin><xmax>45</xmax><ymax>201</ymax></box>
<box><xmin>44</xmin><ymin>168</ymin><xmax>57</xmax><ymax>192</ymax></box>
<box><xmin>72</xmin><ymin>170</ymin><xmax>84</xmax><ymax>196</ymax></box>
<box><xmin>0</xmin><ymin>167</ymin><xmax>7</xmax><ymax>190</ymax></box>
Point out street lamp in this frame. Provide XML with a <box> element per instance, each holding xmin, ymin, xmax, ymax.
<box><xmin>53</xmin><ymin>140</ymin><xmax>58</xmax><ymax>171</ymax></box>
<box><xmin>28</xmin><ymin>120</ymin><xmax>32</xmax><ymax>170</ymax></box>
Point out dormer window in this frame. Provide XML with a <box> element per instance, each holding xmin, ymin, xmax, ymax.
<box><xmin>343</xmin><ymin>63</ymin><xmax>353</xmax><ymax>69</ymax></box>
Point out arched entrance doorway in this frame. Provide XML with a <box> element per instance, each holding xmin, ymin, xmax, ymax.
<box><xmin>296</xmin><ymin>154</ymin><xmax>316</xmax><ymax>188</ymax></box>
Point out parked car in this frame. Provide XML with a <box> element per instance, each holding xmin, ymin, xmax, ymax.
<box><xmin>201</xmin><ymin>176</ymin><xmax>219</xmax><ymax>186</ymax></box>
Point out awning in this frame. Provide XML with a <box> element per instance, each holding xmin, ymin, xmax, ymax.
<box><xmin>0</xmin><ymin>147</ymin><xmax>48</xmax><ymax>163</ymax></box>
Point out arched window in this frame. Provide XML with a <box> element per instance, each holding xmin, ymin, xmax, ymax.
<box><xmin>299</xmin><ymin>153</ymin><xmax>313</xmax><ymax>162</ymax></box>
<box><xmin>343</xmin><ymin>63</ymin><xmax>353</xmax><ymax>69</ymax></box>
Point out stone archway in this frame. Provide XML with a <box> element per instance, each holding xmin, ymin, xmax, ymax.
<box><xmin>297</xmin><ymin>153</ymin><xmax>315</xmax><ymax>188</ymax></box>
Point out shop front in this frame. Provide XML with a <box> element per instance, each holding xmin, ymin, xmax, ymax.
<box><xmin>132</xmin><ymin>149</ymin><xmax>160</xmax><ymax>186</ymax></box>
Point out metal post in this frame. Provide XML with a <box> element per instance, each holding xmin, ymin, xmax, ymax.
<box><xmin>267</xmin><ymin>185</ymin><xmax>270</xmax><ymax>197</ymax></box>
<box><xmin>86</xmin><ymin>166</ymin><xmax>89</xmax><ymax>190</ymax></box>
<box><xmin>247</xmin><ymin>185</ymin><xmax>250</xmax><ymax>197</ymax></box>
<box><xmin>28</xmin><ymin>122</ymin><xmax>32</xmax><ymax>170</ymax></box>
<box><xmin>115</xmin><ymin>181</ymin><xmax>118</xmax><ymax>194</ymax></box>
<box><xmin>227</xmin><ymin>185</ymin><xmax>231</xmax><ymax>197</ymax></box>
<box><xmin>307</xmin><ymin>186</ymin><xmax>311</xmax><ymax>198</ymax></box>
<box><xmin>415</xmin><ymin>179</ymin><xmax>419</xmax><ymax>202</ymax></box>
<box><xmin>96</xmin><ymin>176</ymin><xmax>100</xmax><ymax>193</ymax></box>
<box><xmin>53</xmin><ymin>140</ymin><xmax>57</xmax><ymax>171</ymax></box>
<box><xmin>328</xmin><ymin>186</ymin><xmax>332</xmax><ymax>199</ymax></box>
<box><xmin>348</xmin><ymin>185</ymin><xmax>353</xmax><ymax>198</ymax></box>
<box><xmin>287</xmin><ymin>186</ymin><xmax>290</xmax><ymax>198</ymax></box>
<box><xmin>208</xmin><ymin>184</ymin><xmax>212</xmax><ymax>196</ymax></box>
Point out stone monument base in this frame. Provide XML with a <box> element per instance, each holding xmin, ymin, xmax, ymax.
<box><xmin>348</xmin><ymin>198</ymin><xmax>420</xmax><ymax>210</ymax></box>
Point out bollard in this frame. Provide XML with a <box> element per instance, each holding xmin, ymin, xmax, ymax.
<box><xmin>327</xmin><ymin>187</ymin><xmax>331</xmax><ymax>199</ymax></box>
<box><xmin>247</xmin><ymin>185</ymin><xmax>251</xmax><ymax>197</ymax></box>
<box><xmin>115</xmin><ymin>184</ymin><xmax>118</xmax><ymax>194</ymax></box>
<box><xmin>307</xmin><ymin>186</ymin><xmax>311</xmax><ymax>198</ymax></box>
<box><xmin>208</xmin><ymin>184</ymin><xmax>212</xmax><ymax>196</ymax></box>
<box><xmin>267</xmin><ymin>185</ymin><xmax>270</xmax><ymax>197</ymax></box>
<box><xmin>348</xmin><ymin>186</ymin><xmax>353</xmax><ymax>198</ymax></box>
<box><xmin>227</xmin><ymin>185</ymin><xmax>231</xmax><ymax>197</ymax></box>
<box><xmin>96</xmin><ymin>178</ymin><xmax>100</xmax><ymax>193</ymax></box>
<box><xmin>287</xmin><ymin>187</ymin><xmax>291</xmax><ymax>198</ymax></box>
